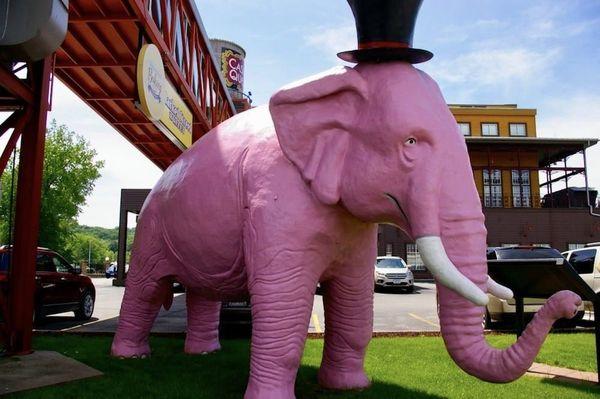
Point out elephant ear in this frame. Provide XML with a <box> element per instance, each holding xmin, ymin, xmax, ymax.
<box><xmin>269</xmin><ymin>66</ymin><xmax>368</xmax><ymax>205</ymax></box>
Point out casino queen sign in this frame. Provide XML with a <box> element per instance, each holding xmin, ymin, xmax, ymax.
<box><xmin>221</xmin><ymin>48</ymin><xmax>244</xmax><ymax>90</ymax></box>
<box><xmin>137</xmin><ymin>44</ymin><xmax>193</xmax><ymax>149</ymax></box>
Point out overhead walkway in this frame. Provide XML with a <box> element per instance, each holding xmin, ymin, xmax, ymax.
<box><xmin>56</xmin><ymin>0</ymin><xmax>236</xmax><ymax>169</ymax></box>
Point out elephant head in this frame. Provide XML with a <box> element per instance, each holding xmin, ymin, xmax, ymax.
<box><xmin>269</xmin><ymin>62</ymin><xmax>581</xmax><ymax>382</ymax></box>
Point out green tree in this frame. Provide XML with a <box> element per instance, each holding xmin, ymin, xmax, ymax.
<box><xmin>73</xmin><ymin>225</ymin><xmax>136</xmax><ymax>263</ymax></box>
<box><xmin>0</xmin><ymin>121</ymin><xmax>104</xmax><ymax>256</ymax></box>
<box><xmin>65</xmin><ymin>232</ymin><xmax>115</xmax><ymax>272</ymax></box>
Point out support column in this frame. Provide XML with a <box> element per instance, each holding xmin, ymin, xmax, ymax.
<box><xmin>6</xmin><ymin>58</ymin><xmax>52</xmax><ymax>355</ymax></box>
<box><xmin>114</xmin><ymin>204</ymin><xmax>128</xmax><ymax>287</ymax></box>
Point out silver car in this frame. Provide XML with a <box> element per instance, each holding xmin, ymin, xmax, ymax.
<box><xmin>374</xmin><ymin>256</ymin><xmax>414</xmax><ymax>292</ymax></box>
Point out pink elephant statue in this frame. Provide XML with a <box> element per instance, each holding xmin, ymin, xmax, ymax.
<box><xmin>111</xmin><ymin>63</ymin><xmax>581</xmax><ymax>398</ymax></box>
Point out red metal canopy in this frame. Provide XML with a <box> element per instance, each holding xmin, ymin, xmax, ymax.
<box><xmin>56</xmin><ymin>0</ymin><xmax>236</xmax><ymax>169</ymax></box>
<box><xmin>0</xmin><ymin>0</ymin><xmax>236</xmax><ymax>354</ymax></box>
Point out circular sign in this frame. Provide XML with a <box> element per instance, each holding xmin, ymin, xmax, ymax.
<box><xmin>137</xmin><ymin>44</ymin><xmax>165</xmax><ymax>122</ymax></box>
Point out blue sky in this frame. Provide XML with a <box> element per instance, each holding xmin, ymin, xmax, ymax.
<box><xmin>36</xmin><ymin>0</ymin><xmax>600</xmax><ymax>227</ymax></box>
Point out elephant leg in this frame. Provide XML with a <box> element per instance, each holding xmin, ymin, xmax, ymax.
<box><xmin>111</xmin><ymin>275</ymin><xmax>172</xmax><ymax>358</ymax></box>
<box><xmin>244</xmin><ymin>267</ymin><xmax>317</xmax><ymax>399</ymax></box>
<box><xmin>111</xmin><ymin>211</ymin><xmax>174</xmax><ymax>358</ymax></box>
<box><xmin>185</xmin><ymin>291</ymin><xmax>221</xmax><ymax>354</ymax></box>
<box><xmin>318</xmin><ymin>265</ymin><xmax>374</xmax><ymax>390</ymax></box>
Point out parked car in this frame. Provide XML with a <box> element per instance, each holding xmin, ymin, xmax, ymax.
<box><xmin>0</xmin><ymin>246</ymin><xmax>96</xmax><ymax>325</ymax></box>
<box><xmin>105</xmin><ymin>262</ymin><xmax>117</xmax><ymax>278</ymax></box>
<box><xmin>374</xmin><ymin>256</ymin><xmax>414</xmax><ymax>292</ymax></box>
<box><xmin>485</xmin><ymin>246</ymin><xmax>587</xmax><ymax>326</ymax></box>
<box><xmin>562</xmin><ymin>242</ymin><xmax>600</xmax><ymax>311</ymax></box>
<box><xmin>105</xmin><ymin>262</ymin><xmax>130</xmax><ymax>279</ymax></box>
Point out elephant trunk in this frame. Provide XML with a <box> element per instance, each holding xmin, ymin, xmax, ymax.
<box><xmin>435</xmin><ymin>215</ymin><xmax>582</xmax><ymax>382</ymax></box>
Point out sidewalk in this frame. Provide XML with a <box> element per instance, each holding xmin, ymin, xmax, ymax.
<box><xmin>527</xmin><ymin>362</ymin><xmax>598</xmax><ymax>384</ymax></box>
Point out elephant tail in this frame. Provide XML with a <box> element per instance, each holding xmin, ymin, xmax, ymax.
<box><xmin>438</xmin><ymin>288</ymin><xmax>582</xmax><ymax>382</ymax></box>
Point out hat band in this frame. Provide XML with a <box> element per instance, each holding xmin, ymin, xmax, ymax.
<box><xmin>358</xmin><ymin>41</ymin><xmax>410</xmax><ymax>50</ymax></box>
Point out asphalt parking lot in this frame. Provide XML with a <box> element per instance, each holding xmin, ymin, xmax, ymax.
<box><xmin>37</xmin><ymin>278</ymin><xmax>594</xmax><ymax>334</ymax></box>
<box><xmin>37</xmin><ymin>278</ymin><xmax>441</xmax><ymax>333</ymax></box>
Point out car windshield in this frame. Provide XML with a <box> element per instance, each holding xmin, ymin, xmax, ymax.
<box><xmin>376</xmin><ymin>258</ymin><xmax>407</xmax><ymax>268</ymax></box>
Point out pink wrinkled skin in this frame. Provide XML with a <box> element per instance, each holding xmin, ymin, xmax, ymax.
<box><xmin>111</xmin><ymin>62</ymin><xmax>581</xmax><ymax>398</ymax></box>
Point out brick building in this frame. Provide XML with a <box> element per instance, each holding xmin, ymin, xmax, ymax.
<box><xmin>378</xmin><ymin>104</ymin><xmax>599</xmax><ymax>274</ymax></box>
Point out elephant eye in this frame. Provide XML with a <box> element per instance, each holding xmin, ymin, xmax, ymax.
<box><xmin>405</xmin><ymin>137</ymin><xmax>417</xmax><ymax>145</ymax></box>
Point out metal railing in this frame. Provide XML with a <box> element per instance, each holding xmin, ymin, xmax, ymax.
<box><xmin>132</xmin><ymin>0</ymin><xmax>236</xmax><ymax>130</ymax></box>
<box><xmin>479</xmin><ymin>195</ymin><xmax>542</xmax><ymax>209</ymax></box>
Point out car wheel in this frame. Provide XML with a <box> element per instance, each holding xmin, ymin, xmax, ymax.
<box><xmin>75</xmin><ymin>291</ymin><xmax>94</xmax><ymax>321</ymax></box>
<box><xmin>405</xmin><ymin>285</ymin><xmax>414</xmax><ymax>293</ymax></box>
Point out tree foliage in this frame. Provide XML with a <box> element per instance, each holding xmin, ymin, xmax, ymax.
<box><xmin>0</xmin><ymin>121</ymin><xmax>104</xmax><ymax>258</ymax></box>
<box><xmin>73</xmin><ymin>225</ymin><xmax>136</xmax><ymax>262</ymax></box>
<box><xmin>65</xmin><ymin>232</ymin><xmax>115</xmax><ymax>272</ymax></box>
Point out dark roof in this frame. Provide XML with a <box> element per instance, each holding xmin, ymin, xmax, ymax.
<box><xmin>465</xmin><ymin>137</ymin><xmax>598</xmax><ymax>167</ymax></box>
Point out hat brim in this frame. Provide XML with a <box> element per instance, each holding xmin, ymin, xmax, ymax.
<box><xmin>337</xmin><ymin>47</ymin><xmax>433</xmax><ymax>64</ymax></box>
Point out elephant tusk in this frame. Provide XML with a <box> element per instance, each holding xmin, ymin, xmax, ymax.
<box><xmin>416</xmin><ymin>236</ymin><xmax>489</xmax><ymax>306</ymax></box>
<box><xmin>487</xmin><ymin>276</ymin><xmax>514</xmax><ymax>300</ymax></box>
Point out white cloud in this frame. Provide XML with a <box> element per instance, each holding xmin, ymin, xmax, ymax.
<box><xmin>523</xmin><ymin>2</ymin><xmax>600</xmax><ymax>39</ymax></box>
<box><xmin>537</xmin><ymin>94</ymin><xmax>600</xmax><ymax>189</ymax></box>
<box><xmin>474</xmin><ymin>19</ymin><xmax>506</xmax><ymax>29</ymax></box>
<box><xmin>425</xmin><ymin>47</ymin><xmax>561</xmax><ymax>93</ymax></box>
<box><xmin>304</xmin><ymin>24</ymin><xmax>355</xmax><ymax>64</ymax></box>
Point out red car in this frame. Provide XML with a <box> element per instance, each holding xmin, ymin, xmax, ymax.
<box><xmin>0</xmin><ymin>246</ymin><xmax>95</xmax><ymax>325</ymax></box>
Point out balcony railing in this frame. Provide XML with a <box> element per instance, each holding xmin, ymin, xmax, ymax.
<box><xmin>480</xmin><ymin>195</ymin><xmax>542</xmax><ymax>209</ymax></box>
<box><xmin>479</xmin><ymin>195</ymin><xmax>599</xmax><ymax>209</ymax></box>
<box><xmin>133</xmin><ymin>0</ymin><xmax>235</xmax><ymax>130</ymax></box>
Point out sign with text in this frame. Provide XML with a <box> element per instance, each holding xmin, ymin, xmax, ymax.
<box><xmin>221</xmin><ymin>48</ymin><xmax>244</xmax><ymax>90</ymax></box>
<box><xmin>137</xmin><ymin>44</ymin><xmax>193</xmax><ymax>149</ymax></box>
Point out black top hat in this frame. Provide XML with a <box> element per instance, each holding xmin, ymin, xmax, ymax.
<box><xmin>338</xmin><ymin>0</ymin><xmax>433</xmax><ymax>64</ymax></box>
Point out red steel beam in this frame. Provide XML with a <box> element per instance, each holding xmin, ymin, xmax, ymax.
<box><xmin>0</xmin><ymin>111</ymin><xmax>29</xmax><ymax>174</ymax></box>
<box><xmin>69</xmin><ymin>15</ymin><xmax>139</xmax><ymax>23</ymax></box>
<box><xmin>0</xmin><ymin>65</ymin><xmax>34</xmax><ymax>104</ymax></box>
<box><xmin>0</xmin><ymin>111</ymin><xmax>22</xmax><ymax>139</ymax></box>
<box><xmin>6</xmin><ymin>57</ymin><xmax>52</xmax><ymax>355</ymax></box>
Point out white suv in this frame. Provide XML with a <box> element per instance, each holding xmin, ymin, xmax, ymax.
<box><xmin>374</xmin><ymin>256</ymin><xmax>414</xmax><ymax>292</ymax></box>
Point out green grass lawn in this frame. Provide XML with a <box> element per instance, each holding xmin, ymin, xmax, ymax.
<box><xmin>6</xmin><ymin>333</ymin><xmax>599</xmax><ymax>399</ymax></box>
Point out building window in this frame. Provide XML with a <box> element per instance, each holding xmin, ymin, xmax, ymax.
<box><xmin>568</xmin><ymin>243</ymin><xmax>586</xmax><ymax>251</ymax></box>
<box><xmin>509</xmin><ymin>123</ymin><xmax>527</xmax><ymax>136</ymax></box>
<box><xmin>481</xmin><ymin>123</ymin><xmax>499</xmax><ymax>136</ymax></box>
<box><xmin>532</xmin><ymin>243</ymin><xmax>550</xmax><ymax>248</ymax></box>
<box><xmin>512</xmin><ymin>170</ymin><xmax>531</xmax><ymax>207</ymax></box>
<box><xmin>406</xmin><ymin>243</ymin><xmax>425</xmax><ymax>270</ymax></box>
<box><xmin>483</xmin><ymin>169</ymin><xmax>503</xmax><ymax>207</ymax></box>
<box><xmin>458</xmin><ymin>122</ymin><xmax>471</xmax><ymax>136</ymax></box>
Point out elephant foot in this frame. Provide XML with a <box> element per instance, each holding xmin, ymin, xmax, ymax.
<box><xmin>318</xmin><ymin>365</ymin><xmax>370</xmax><ymax>391</ymax></box>
<box><xmin>111</xmin><ymin>339</ymin><xmax>151</xmax><ymax>359</ymax></box>
<box><xmin>544</xmin><ymin>290</ymin><xmax>582</xmax><ymax>320</ymax></box>
<box><xmin>184</xmin><ymin>338</ymin><xmax>221</xmax><ymax>355</ymax></box>
<box><xmin>244</xmin><ymin>381</ymin><xmax>295</xmax><ymax>399</ymax></box>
